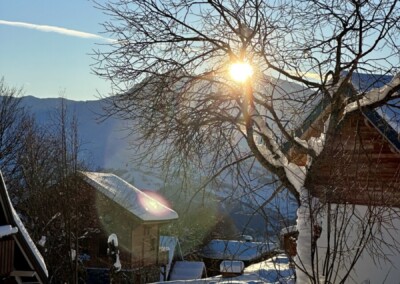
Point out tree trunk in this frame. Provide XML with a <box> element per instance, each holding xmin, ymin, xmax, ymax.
<box><xmin>295</xmin><ymin>186</ymin><xmax>315</xmax><ymax>283</ymax></box>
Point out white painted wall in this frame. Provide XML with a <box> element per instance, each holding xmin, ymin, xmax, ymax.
<box><xmin>316</xmin><ymin>204</ymin><xmax>400</xmax><ymax>283</ymax></box>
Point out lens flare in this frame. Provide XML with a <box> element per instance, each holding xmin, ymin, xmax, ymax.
<box><xmin>229</xmin><ymin>62</ymin><xmax>253</xmax><ymax>82</ymax></box>
<box><xmin>138</xmin><ymin>191</ymin><xmax>171</xmax><ymax>217</ymax></box>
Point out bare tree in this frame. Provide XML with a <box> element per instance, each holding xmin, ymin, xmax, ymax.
<box><xmin>0</xmin><ymin>78</ymin><xmax>30</xmax><ymax>192</ymax></box>
<box><xmin>0</xmin><ymin>79</ymin><xmax>93</xmax><ymax>282</ymax></box>
<box><xmin>93</xmin><ymin>1</ymin><xmax>400</xmax><ymax>282</ymax></box>
<box><xmin>17</xmin><ymin>98</ymin><xmax>91</xmax><ymax>283</ymax></box>
<box><xmin>45</xmin><ymin>99</ymin><xmax>92</xmax><ymax>284</ymax></box>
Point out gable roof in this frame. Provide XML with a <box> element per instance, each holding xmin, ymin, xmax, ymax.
<box><xmin>0</xmin><ymin>171</ymin><xmax>48</xmax><ymax>283</ymax></box>
<box><xmin>79</xmin><ymin>171</ymin><xmax>178</xmax><ymax>222</ymax></box>
<box><xmin>345</xmin><ymin>72</ymin><xmax>400</xmax><ymax>151</ymax></box>
<box><xmin>347</xmin><ymin>72</ymin><xmax>393</xmax><ymax>92</ymax></box>
<box><xmin>289</xmin><ymin>73</ymin><xmax>400</xmax><ymax>152</ymax></box>
<box><xmin>362</xmin><ymin>108</ymin><xmax>400</xmax><ymax>152</ymax></box>
<box><xmin>160</xmin><ymin>236</ymin><xmax>181</xmax><ymax>280</ymax></box>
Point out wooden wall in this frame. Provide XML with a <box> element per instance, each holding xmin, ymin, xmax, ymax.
<box><xmin>306</xmin><ymin>112</ymin><xmax>400</xmax><ymax>206</ymax></box>
<box><xmin>77</xmin><ymin>180</ymin><xmax>162</xmax><ymax>272</ymax></box>
<box><xmin>0</xmin><ymin>238</ymin><xmax>14</xmax><ymax>276</ymax></box>
<box><xmin>131</xmin><ymin>224</ymin><xmax>159</xmax><ymax>267</ymax></box>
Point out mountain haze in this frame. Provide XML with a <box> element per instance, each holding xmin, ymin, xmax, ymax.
<box><xmin>20</xmin><ymin>96</ymin><xmax>165</xmax><ymax>190</ymax></box>
<box><xmin>21</xmin><ymin>95</ymin><xmax>297</xmax><ymax>239</ymax></box>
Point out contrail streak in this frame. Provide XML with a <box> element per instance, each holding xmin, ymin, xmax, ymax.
<box><xmin>0</xmin><ymin>20</ymin><xmax>113</xmax><ymax>42</ymax></box>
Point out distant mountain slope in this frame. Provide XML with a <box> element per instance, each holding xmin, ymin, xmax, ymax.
<box><xmin>20</xmin><ymin>96</ymin><xmax>165</xmax><ymax>190</ymax></box>
<box><xmin>21</xmin><ymin>95</ymin><xmax>297</xmax><ymax>239</ymax></box>
<box><xmin>21</xmin><ymin>96</ymin><xmax>125</xmax><ymax>167</ymax></box>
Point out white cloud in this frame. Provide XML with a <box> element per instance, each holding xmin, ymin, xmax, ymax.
<box><xmin>0</xmin><ymin>20</ymin><xmax>113</xmax><ymax>42</ymax></box>
<box><xmin>285</xmin><ymin>69</ymin><xmax>322</xmax><ymax>81</ymax></box>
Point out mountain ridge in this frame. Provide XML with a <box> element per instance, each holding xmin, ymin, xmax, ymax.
<box><xmin>19</xmin><ymin>95</ymin><xmax>297</xmax><ymax>239</ymax></box>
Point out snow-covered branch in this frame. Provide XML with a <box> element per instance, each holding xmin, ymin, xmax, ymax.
<box><xmin>251</xmin><ymin>105</ymin><xmax>330</xmax><ymax>193</ymax></box>
<box><xmin>252</xmin><ymin>115</ymin><xmax>286</xmax><ymax>167</ymax></box>
<box><xmin>344</xmin><ymin>74</ymin><xmax>400</xmax><ymax>114</ymax></box>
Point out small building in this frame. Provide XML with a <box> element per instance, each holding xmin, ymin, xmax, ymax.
<box><xmin>168</xmin><ymin>261</ymin><xmax>207</xmax><ymax>281</ymax></box>
<box><xmin>286</xmin><ymin>73</ymin><xmax>400</xmax><ymax>283</ymax></box>
<box><xmin>287</xmin><ymin>73</ymin><xmax>400</xmax><ymax>205</ymax></box>
<box><xmin>0</xmin><ymin>171</ymin><xmax>48</xmax><ymax>283</ymax></box>
<box><xmin>219</xmin><ymin>260</ymin><xmax>244</xmax><ymax>277</ymax></box>
<box><xmin>76</xmin><ymin>171</ymin><xmax>178</xmax><ymax>284</ymax></box>
<box><xmin>158</xmin><ymin>236</ymin><xmax>208</xmax><ymax>282</ymax></box>
<box><xmin>159</xmin><ymin>236</ymin><xmax>181</xmax><ymax>281</ymax></box>
<box><xmin>200</xmin><ymin>239</ymin><xmax>276</xmax><ymax>276</ymax></box>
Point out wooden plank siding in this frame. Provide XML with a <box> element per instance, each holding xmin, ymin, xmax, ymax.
<box><xmin>75</xmin><ymin>179</ymin><xmax>164</xmax><ymax>272</ymax></box>
<box><xmin>131</xmin><ymin>225</ymin><xmax>144</xmax><ymax>267</ymax></box>
<box><xmin>142</xmin><ymin>225</ymin><xmax>158</xmax><ymax>266</ymax></box>
<box><xmin>0</xmin><ymin>238</ymin><xmax>14</xmax><ymax>276</ymax></box>
<box><xmin>131</xmin><ymin>224</ymin><xmax>159</xmax><ymax>268</ymax></box>
<box><xmin>305</xmin><ymin>112</ymin><xmax>400</xmax><ymax>206</ymax></box>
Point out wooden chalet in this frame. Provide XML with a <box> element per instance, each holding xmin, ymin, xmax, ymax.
<box><xmin>0</xmin><ymin>171</ymin><xmax>48</xmax><ymax>283</ymax></box>
<box><xmin>76</xmin><ymin>171</ymin><xmax>178</xmax><ymax>284</ymax></box>
<box><xmin>282</xmin><ymin>73</ymin><xmax>400</xmax><ymax>283</ymax></box>
<box><xmin>287</xmin><ymin>73</ymin><xmax>400</xmax><ymax>206</ymax></box>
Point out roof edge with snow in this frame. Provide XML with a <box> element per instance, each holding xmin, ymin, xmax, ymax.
<box><xmin>79</xmin><ymin>171</ymin><xmax>178</xmax><ymax>223</ymax></box>
<box><xmin>0</xmin><ymin>171</ymin><xmax>48</xmax><ymax>283</ymax></box>
<box><xmin>284</xmin><ymin>73</ymin><xmax>400</xmax><ymax>153</ymax></box>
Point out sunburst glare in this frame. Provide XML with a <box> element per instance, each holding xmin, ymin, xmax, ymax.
<box><xmin>229</xmin><ymin>62</ymin><xmax>253</xmax><ymax>82</ymax></box>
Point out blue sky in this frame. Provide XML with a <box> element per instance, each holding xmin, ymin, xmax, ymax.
<box><xmin>0</xmin><ymin>0</ymin><xmax>111</xmax><ymax>101</ymax></box>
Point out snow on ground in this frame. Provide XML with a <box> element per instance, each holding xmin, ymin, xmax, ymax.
<box><xmin>201</xmin><ymin>240</ymin><xmax>277</xmax><ymax>262</ymax></box>
<box><xmin>152</xmin><ymin>254</ymin><xmax>295</xmax><ymax>284</ymax></box>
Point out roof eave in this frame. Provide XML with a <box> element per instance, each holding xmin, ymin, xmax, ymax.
<box><xmin>141</xmin><ymin>216</ymin><xmax>179</xmax><ymax>224</ymax></box>
<box><xmin>362</xmin><ymin>108</ymin><xmax>400</xmax><ymax>153</ymax></box>
<box><xmin>0</xmin><ymin>171</ymin><xmax>48</xmax><ymax>283</ymax></box>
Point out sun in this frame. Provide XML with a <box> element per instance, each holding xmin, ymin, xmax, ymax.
<box><xmin>229</xmin><ymin>62</ymin><xmax>253</xmax><ymax>82</ymax></box>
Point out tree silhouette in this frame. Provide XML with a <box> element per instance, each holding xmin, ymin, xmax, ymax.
<box><xmin>93</xmin><ymin>1</ymin><xmax>400</xmax><ymax>282</ymax></box>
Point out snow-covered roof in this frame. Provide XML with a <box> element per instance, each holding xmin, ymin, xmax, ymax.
<box><xmin>160</xmin><ymin>236</ymin><xmax>179</xmax><ymax>263</ymax></box>
<box><xmin>0</xmin><ymin>225</ymin><xmax>18</xmax><ymax>237</ymax></box>
<box><xmin>79</xmin><ymin>171</ymin><xmax>178</xmax><ymax>222</ymax></box>
<box><xmin>169</xmin><ymin>261</ymin><xmax>206</xmax><ymax>281</ymax></box>
<box><xmin>160</xmin><ymin>236</ymin><xmax>180</xmax><ymax>280</ymax></box>
<box><xmin>347</xmin><ymin>73</ymin><xmax>400</xmax><ymax>151</ymax></box>
<box><xmin>11</xmin><ymin>205</ymin><xmax>48</xmax><ymax>276</ymax></box>
<box><xmin>347</xmin><ymin>72</ymin><xmax>393</xmax><ymax>92</ymax></box>
<box><xmin>201</xmin><ymin>239</ymin><xmax>277</xmax><ymax>261</ymax></box>
<box><xmin>152</xmin><ymin>254</ymin><xmax>294</xmax><ymax>283</ymax></box>
<box><xmin>288</xmin><ymin>73</ymin><xmax>400</xmax><ymax>152</ymax></box>
<box><xmin>0</xmin><ymin>171</ymin><xmax>48</xmax><ymax>282</ymax></box>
